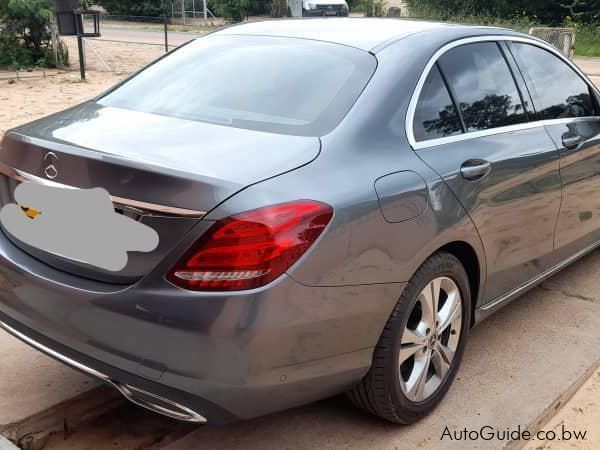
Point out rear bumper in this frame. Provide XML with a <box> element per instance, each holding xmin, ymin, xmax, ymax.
<box><xmin>0</xmin><ymin>228</ymin><xmax>403</xmax><ymax>422</ymax></box>
<box><xmin>0</xmin><ymin>316</ymin><xmax>213</xmax><ymax>423</ymax></box>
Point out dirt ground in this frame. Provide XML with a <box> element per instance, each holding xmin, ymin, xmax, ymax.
<box><xmin>0</xmin><ymin>70</ymin><xmax>124</xmax><ymax>137</ymax></box>
<box><xmin>0</xmin><ymin>36</ymin><xmax>194</xmax><ymax>138</ymax></box>
<box><xmin>522</xmin><ymin>368</ymin><xmax>600</xmax><ymax>450</ymax></box>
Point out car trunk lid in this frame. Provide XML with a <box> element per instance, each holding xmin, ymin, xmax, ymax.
<box><xmin>0</xmin><ymin>103</ymin><xmax>320</xmax><ymax>283</ymax></box>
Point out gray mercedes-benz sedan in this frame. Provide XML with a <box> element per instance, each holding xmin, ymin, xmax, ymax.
<box><xmin>1</xmin><ymin>18</ymin><xmax>599</xmax><ymax>425</ymax></box>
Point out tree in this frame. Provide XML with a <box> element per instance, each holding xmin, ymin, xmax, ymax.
<box><xmin>560</xmin><ymin>0</ymin><xmax>600</xmax><ymax>22</ymax></box>
<box><xmin>270</xmin><ymin>0</ymin><xmax>287</xmax><ymax>18</ymax></box>
<box><xmin>0</xmin><ymin>0</ymin><xmax>55</xmax><ymax>68</ymax></box>
<box><xmin>95</xmin><ymin>0</ymin><xmax>168</xmax><ymax>17</ymax></box>
<box><xmin>215</xmin><ymin>0</ymin><xmax>248</xmax><ymax>21</ymax></box>
<box><xmin>405</xmin><ymin>0</ymin><xmax>599</xmax><ymax>24</ymax></box>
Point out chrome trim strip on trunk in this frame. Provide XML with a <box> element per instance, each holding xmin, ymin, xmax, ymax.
<box><xmin>0</xmin><ymin>319</ymin><xmax>208</xmax><ymax>423</ymax></box>
<box><xmin>0</xmin><ymin>162</ymin><xmax>207</xmax><ymax>218</ymax></box>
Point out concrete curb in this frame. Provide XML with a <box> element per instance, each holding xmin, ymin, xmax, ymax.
<box><xmin>0</xmin><ymin>436</ymin><xmax>18</xmax><ymax>450</ymax></box>
<box><xmin>505</xmin><ymin>359</ymin><xmax>600</xmax><ymax>450</ymax></box>
<box><xmin>0</xmin><ymin>386</ymin><xmax>122</xmax><ymax>450</ymax></box>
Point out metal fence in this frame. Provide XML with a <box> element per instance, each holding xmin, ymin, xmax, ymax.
<box><xmin>0</xmin><ymin>69</ymin><xmax>56</xmax><ymax>82</ymax></box>
<box><xmin>170</xmin><ymin>0</ymin><xmax>216</xmax><ymax>22</ymax></box>
<box><xmin>62</xmin><ymin>14</ymin><xmax>213</xmax><ymax>75</ymax></box>
<box><xmin>529</xmin><ymin>27</ymin><xmax>576</xmax><ymax>59</ymax></box>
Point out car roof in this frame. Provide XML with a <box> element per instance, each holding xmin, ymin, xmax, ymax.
<box><xmin>214</xmin><ymin>18</ymin><xmax>484</xmax><ymax>52</ymax></box>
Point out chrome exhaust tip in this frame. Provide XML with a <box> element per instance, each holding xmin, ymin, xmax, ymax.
<box><xmin>114</xmin><ymin>383</ymin><xmax>207</xmax><ymax>423</ymax></box>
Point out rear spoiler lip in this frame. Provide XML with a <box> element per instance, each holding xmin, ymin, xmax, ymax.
<box><xmin>0</xmin><ymin>162</ymin><xmax>207</xmax><ymax>218</ymax></box>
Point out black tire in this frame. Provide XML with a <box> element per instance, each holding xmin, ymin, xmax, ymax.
<box><xmin>347</xmin><ymin>252</ymin><xmax>472</xmax><ymax>424</ymax></box>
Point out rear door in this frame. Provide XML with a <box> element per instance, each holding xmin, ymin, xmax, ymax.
<box><xmin>509</xmin><ymin>42</ymin><xmax>600</xmax><ymax>252</ymax></box>
<box><xmin>412</xmin><ymin>41</ymin><xmax>562</xmax><ymax>301</ymax></box>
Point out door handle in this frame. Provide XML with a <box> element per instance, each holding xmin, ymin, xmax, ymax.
<box><xmin>460</xmin><ymin>160</ymin><xmax>491</xmax><ymax>181</ymax></box>
<box><xmin>562</xmin><ymin>134</ymin><xmax>584</xmax><ymax>150</ymax></box>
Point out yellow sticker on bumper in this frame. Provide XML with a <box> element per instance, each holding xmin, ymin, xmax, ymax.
<box><xmin>21</xmin><ymin>206</ymin><xmax>41</xmax><ymax>219</ymax></box>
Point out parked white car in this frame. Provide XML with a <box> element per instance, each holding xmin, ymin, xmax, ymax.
<box><xmin>302</xmin><ymin>0</ymin><xmax>349</xmax><ymax>16</ymax></box>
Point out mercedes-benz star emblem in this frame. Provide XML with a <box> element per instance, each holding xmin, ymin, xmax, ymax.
<box><xmin>43</xmin><ymin>152</ymin><xmax>59</xmax><ymax>180</ymax></box>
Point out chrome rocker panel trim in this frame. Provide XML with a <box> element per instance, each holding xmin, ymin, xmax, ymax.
<box><xmin>477</xmin><ymin>239</ymin><xmax>600</xmax><ymax>319</ymax></box>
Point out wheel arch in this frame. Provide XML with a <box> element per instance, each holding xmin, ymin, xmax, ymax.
<box><xmin>436</xmin><ymin>241</ymin><xmax>482</xmax><ymax>327</ymax></box>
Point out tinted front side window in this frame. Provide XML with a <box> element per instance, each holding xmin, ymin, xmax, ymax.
<box><xmin>99</xmin><ymin>35</ymin><xmax>376</xmax><ymax>137</ymax></box>
<box><xmin>511</xmin><ymin>43</ymin><xmax>595</xmax><ymax>120</ymax></box>
<box><xmin>438</xmin><ymin>42</ymin><xmax>527</xmax><ymax>131</ymax></box>
<box><xmin>413</xmin><ymin>65</ymin><xmax>462</xmax><ymax>141</ymax></box>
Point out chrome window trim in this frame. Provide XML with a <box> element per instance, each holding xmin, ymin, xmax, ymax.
<box><xmin>406</xmin><ymin>35</ymin><xmax>600</xmax><ymax>150</ymax></box>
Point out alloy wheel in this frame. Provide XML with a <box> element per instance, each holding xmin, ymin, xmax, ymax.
<box><xmin>398</xmin><ymin>277</ymin><xmax>463</xmax><ymax>402</ymax></box>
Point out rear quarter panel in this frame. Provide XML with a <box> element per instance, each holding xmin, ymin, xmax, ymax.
<box><xmin>204</xmin><ymin>29</ymin><xmax>487</xmax><ymax>305</ymax></box>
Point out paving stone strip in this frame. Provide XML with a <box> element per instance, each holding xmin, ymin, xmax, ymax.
<box><xmin>0</xmin><ymin>331</ymin><xmax>122</xmax><ymax>449</ymax></box>
<box><xmin>0</xmin><ymin>436</ymin><xmax>18</xmax><ymax>450</ymax></box>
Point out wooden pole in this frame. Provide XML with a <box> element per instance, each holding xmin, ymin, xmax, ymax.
<box><xmin>77</xmin><ymin>35</ymin><xmax>85</xmax><ymax>80</ymax></box>
<box><xmin>164</xmin><ymin>16</ymin><xmax>169</xmax><ymax>53</ymax></box>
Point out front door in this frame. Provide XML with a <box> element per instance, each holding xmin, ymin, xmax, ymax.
<box><xmin>509</xmin><ymin>42</ymin><xmax>600</xmax><ymax>253</ymax></box>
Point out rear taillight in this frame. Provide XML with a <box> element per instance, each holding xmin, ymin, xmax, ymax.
<box><xmin>166</xmin><ymin>200</ymin><xmax>333</xmax><ymax>291</ymax></box>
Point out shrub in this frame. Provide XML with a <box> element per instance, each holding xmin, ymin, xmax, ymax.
<box><xmin>405</xmin><ymin>0</ymin><xmax>600</xmax><ymax>25</ymax></box>
<box><xmin>361</xmin><ymin>0</ymin><xmax>387</xmax><ymax>17</ymax></box>
<box><xmin>0</xmin><ymin>0</ymin><xmax>68</xmax><ymax>68</ymax></box>
<box><xmin>94</xmin><ymin>0</ymin><xmax>167</xmax><ymax>17</ymax></box>
<box><xmin>270</xmin><ymin>0</ymin><xmax>287</xmax><ymax>18</ymax></box>
<box><xmin>214</xmin><ymin>0</ymin><xmax>249</xmax><ymax>22</ymax></box>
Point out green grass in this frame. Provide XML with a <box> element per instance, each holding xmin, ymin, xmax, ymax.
<box><xmin>574</xmin><ymin>26</ymin><xmax>600</xmax><ymax>57</ymax></box>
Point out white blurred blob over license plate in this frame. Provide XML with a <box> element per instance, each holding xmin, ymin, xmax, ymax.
<box><xmin>0</xmin><ymin>182</ymin><xmax>159</xmax><ymax>272</ymax></box>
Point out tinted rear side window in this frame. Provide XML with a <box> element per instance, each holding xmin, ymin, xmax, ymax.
<box><xmin>413</xmin><ymin>65</ymin><xmax>463</xmax><ymax>142</ymax></box>
<box><xmin>510</xmin><ymin>43</ymin><xmax>595</xmax><ymax>120</ymax></box>
<box><xmin>438</xmin><ymin>42</ymin><xmax>527</xmax><ymax>131</ymax></box>
<box><xmin>99</xmin><ymin>35</ymin><xmax>376</xmax><ymax>137</ymax></box>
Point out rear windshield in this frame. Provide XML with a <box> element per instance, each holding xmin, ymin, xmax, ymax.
<box><xmin>98</xmin><ymin>35</ymin><xmax>376</xmax><ymax>136</ymax></box>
